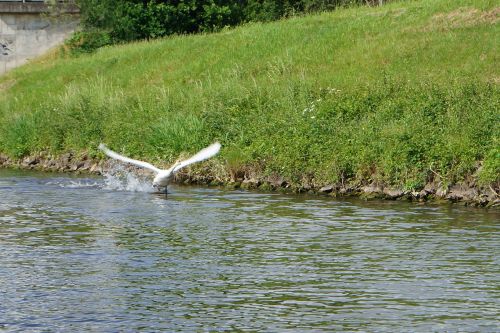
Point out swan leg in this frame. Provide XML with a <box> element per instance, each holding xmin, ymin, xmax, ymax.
<box><xmin>153</xmin><ymin>184</ymin><xmax>168</xmax><ymax>197</ymax></box>
<box><xmin>157</xmin><ymin>185</ymin><xmax>168</xmax><ymax>197</ymax></box>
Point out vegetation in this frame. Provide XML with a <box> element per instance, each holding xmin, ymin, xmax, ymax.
<box><xmin>68</xmin><ymin>0</ymin><xmax>394</xmax><ymax>53</ymax></box>
<box><xmin>0</xmin><ymin>0</ymin><xmax>498</xmax><ymax>191</ymax></box>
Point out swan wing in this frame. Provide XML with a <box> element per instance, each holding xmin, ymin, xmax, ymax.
<box><xmin>172</xmin><ymin>142</ymin><xmax>221</xmax><ymax>173</ymax></box>
<box><xmin>98</xmin><ymin>144</ymin><xmax>161</xmax><ymax>173</ymax></box>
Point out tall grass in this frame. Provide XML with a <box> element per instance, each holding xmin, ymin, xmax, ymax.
<box><xmin>0</xmin><ymin>0</ymin><xmax>498</xmax><ymax>188</ymax></box>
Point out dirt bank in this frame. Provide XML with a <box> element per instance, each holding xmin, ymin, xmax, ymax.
<box><xmin>1</xmin><ymin>152</ymin><xmax>498</xmax><ymax>208</ymax></box>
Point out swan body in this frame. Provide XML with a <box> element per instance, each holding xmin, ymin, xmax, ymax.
<box><xmin>98</xmin><ymin>142</ymin><xmax>221</xmax><ymax>190</ymax></box>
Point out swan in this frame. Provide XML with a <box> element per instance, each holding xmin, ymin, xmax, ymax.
<box><xmin>98</xmin><ymin>142</ymin><xmax>221</xmax><ymax>193</ymax></box>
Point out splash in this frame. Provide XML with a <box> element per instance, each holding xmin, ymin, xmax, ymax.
<box><xmin>65</xmin><ymin>180</ymin><xmax>101</xmax><ymax>188</ymax></box>
<box><xmin>46</xmin><ymin>179</ymin><xmax>101</xmax><ymax>189</ymax></box>
<box><xmin>102</xmin><ymin>163</ymin><xmax>154</xmax><ymax>193</ymax></box>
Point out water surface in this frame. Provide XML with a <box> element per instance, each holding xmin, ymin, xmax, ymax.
<box><xmin>0</xmin><ymin>169</ymin><xmax>498</xmax><ymax>332</ymax></box>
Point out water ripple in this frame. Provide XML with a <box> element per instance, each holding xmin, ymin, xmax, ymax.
<box><xmin>0</xmin><ymin>169</ymin><xmax>499</xmax><ymax>332</ymax></box>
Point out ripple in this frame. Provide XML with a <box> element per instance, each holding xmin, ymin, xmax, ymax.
<box><xmin>0</xmin><ymin>169</ymin><xmax>499</xmax><ymax>332</ymax></box>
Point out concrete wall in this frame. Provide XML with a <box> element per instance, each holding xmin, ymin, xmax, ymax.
<box><xmin>0</xmin><ymin>1</ymin><xmax>79</xmax><ymax>74</ymax></box>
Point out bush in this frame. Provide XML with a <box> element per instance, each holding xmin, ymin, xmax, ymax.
<box><xmin>64</xmin><ymin>30</ymin><xmax>112</xmax><ymax>55</ymax></box>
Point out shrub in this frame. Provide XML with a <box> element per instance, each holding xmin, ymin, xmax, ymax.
<box><xmin>64</xmin><ymin>30</ymin><xmax>112</xmax><ymax>55</ymax></box>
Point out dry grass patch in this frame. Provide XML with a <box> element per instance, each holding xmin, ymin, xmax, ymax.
<box><xmin>424</xmin><ymin>7</ymin><xmax>499</xmax><ymax>31</ymax></box>
<box><xmin>0</xmin><ymin>80</ymin><xmax>16</xmax><ymax>91</ymax></box>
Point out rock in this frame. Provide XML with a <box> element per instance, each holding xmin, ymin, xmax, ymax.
<box><xmin>339</xmin><ymin>185</ymin><xmax>358</xmax><ymax>195</ymax></box>
<box><xmin>436</xmin><ymin>186</ymin><xmax>449</xmax><ymax>198</ymax></box>
<box><xmin>383</xmin><ymin>187</ymin><xmax>404</xmax><ymax>199</ymax></box>
<box><xmin>70</xmin><ymin>161</ymin><xmax>84</xmax><ymax>171</ymax></box>
<box><xmin>410</xmin><ymin>191</ymin><xmax>420</xmax><ymax>199</ymax></box>
<box><xmin>446</xmin><ymin>184</ymin><xmax>478</xmax><ymax>202</ymax></box>
<box><xmin>475</xmin><ymin>195</ymin><xmax>490</xmax><ymax>207</ymax></box>
<box><xmin>319</xmin><ymin>185</ymin><xmax>335</xmax><ymax>194</ymax></box>
<box><xmin>488</xmin><ymin>198</ymin><xmax>500</xmax><ymax>208</ymax></box>
<box><xmin>0</xmin><ymin>154</ymin><xmax>10</xmax><ymax>166</ymax></box>
<box><xmin>419</xmin><ymin>183</ymin><xmax>437</xmax><ymax>198</ymax></box>
<box><xmin>46</xmin><ymin>160</ymin><xmax>57</xmax><ymax>170</ymax></box>
<box><xmin>268</xmin><ymin>177</ymin><xmax>287</xmax><ymax>189</ymax></box>
<box><xmin>241</xmin><ymin>178</ymin><xmax>260</xmax><ymax>189</ymax></box>
<box><xmin>60</xmin><ymin>152</ymin><xmax>73</xmax><ymax>164</ymax></box>
<box><xmin>90</xmin><ymin>163</ymin><xmax>105</xmax><ymax>175</ymax></box>
<box><xmin>22</xmin><ymin>156</ymin><xmax>39</xmax><ymax>166</ymax></box>
<box><xmin>80</xmin><ymin>160</ymin><xmax>92</xmax><ymax>171</ymax></box>
<box><xmin>362</xmin><ymin>184</ymin><xmax>383</xmax><ymax>194</ymax></box>
<box><xmin>89</xmin><ymin>163</ymin><xmax>99</xmax><ymax>173</ymax></box>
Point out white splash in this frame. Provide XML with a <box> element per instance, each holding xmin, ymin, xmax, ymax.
<box><xmin>46</xmin><ymin>179</ymin><xmax>101</xmax><ymax>189</ymax></box>
<box><xmin>101</xmin><ymin>163</ymin><xmax>154</xmax><ymax>193</ymax></box>
<box><xmin>65</xmin><ymin>180</ymin><xmax>101</xmax><ymax>188</ymax></box>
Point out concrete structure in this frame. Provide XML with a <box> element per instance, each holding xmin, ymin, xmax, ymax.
<box><xmin>0</xmin><ymin>0</ymin><xmax>79</xmax><ymax>74</ymax></box>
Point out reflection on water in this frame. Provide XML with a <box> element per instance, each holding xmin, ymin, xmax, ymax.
<box><xmin>0</xmin><ymin>169</ymin><xmax>499</xmax><ymax>332</ymax></box>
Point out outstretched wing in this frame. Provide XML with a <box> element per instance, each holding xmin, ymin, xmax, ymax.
<box><xmin>171</xmin><ymin>142</ymin><xmax>221</xmax><ymax>173</ymax></box>
<box><xmin>98</xmin><ymin>144</ymin><xmax>161</xmax><ymax>173</ymax></box>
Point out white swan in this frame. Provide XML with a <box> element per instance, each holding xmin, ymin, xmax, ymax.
<box><xmin>98</xmin><ymin>142</ymin><xmax>221</xmax><ymax>192</ymax></box>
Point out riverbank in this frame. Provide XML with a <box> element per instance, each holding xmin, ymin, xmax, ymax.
<box><xmin>2</xmin><ymin>152</ymin><xmax>497</xmax><ymax>207</ymax></box>
<box><xmin>0</xmin><ymin>0</ymin><xmax>498</xmax><ymax>207</ymax></box>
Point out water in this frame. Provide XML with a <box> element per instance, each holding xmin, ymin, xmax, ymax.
<box><xmin>0</xmin><ymin>169</ymin><xmax>498</xmax><ymax>332</ymax></box>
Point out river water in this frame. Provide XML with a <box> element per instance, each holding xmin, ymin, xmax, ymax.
<box><xmin>0</xmin><ymin>169</ymin><xmax>498</xmax><ymax>332</ymax></box>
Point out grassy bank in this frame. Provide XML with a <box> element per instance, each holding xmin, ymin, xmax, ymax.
<box><xmin>0</xmin><ymin>0</ymin><xmax>498</xmax><ymax>194</ymax></box>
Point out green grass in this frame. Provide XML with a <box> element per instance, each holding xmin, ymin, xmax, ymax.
<box><xmin>0</xmin><ymin>0</ymin><xmax>498</xmax><ymax>189</ymax></box>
